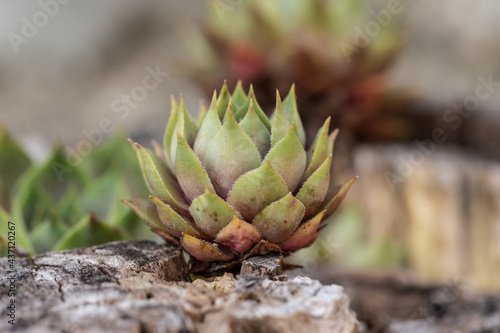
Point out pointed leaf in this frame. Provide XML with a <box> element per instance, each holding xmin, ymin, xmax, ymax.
<box><xmin>189</xmin><ymin>189</ymin><xmax>242</xmax><ymax>237</ymax></box>
<box><xmin>270</xmin><ymin>91</ymin><xmax>291</xmax><ymax>147</ymax></box>
<box><xmin>239</xmin><ymin>100</ymin><xmax>271</xmax><ymax>158</ymax></box>
<box><xmin>181</xmin><ymin>233</ymin><xmax>235</xmax><ymax>262</ymax></box>
<box><xmin>175</xmin><ymin>133</ymin><xmax>215</xmax><ymax>201</ymax></box>
<box><xmin>122</xmin><ymin>198</ymin><xmax>166</xmax><ymax>233</ymax></box>
<box><xmin>252</xmin><ymin>193</ymin><xmax>305</xmax><ymax>244</ymax></box>
<box><xmin>169</xmin><ymin>95</ymin><xmax>198</xmax><ymax>166</ymax></box>
<box><xmin>282</xmin><ymin>84</ymin><xmax>306</xmax><ymax>146</ymax></box>
<box><xmin>266</xmin><ymin>124</ymin><xmax>306</xmax><ymax>192</ymax></box>
<box><xmin>281</xmin><ymin>211</ymin><xmax>326</xmax><ymax>251</ymax></box>
<box><xmin>246</xmin><ymin>85</ymin><xmax>271</xmax><ymax>129</ymax></box>
<box><xmin>0</xmin><ymin>129</ymin><xmax>31</xmax><ymax>204</ymax></box>
<box><xmin>54</xmin><ymin>214</ymin><xmax>127</xmax><ymax>251</ymax></box>
<box><xmin>31</xmin><ymin>219</ymin><xmax>67</xmax><ymax>254</ymax></box>
<box><xmin>215</xmin><ymin>216</ymin><xmax>261</xmax><ymax>253</ymax></box>
<box><xmin>303</xmin><ymin>117</ymin><xmax>331</xmax><ymax>181</ymax></box>
<box><xmin>193</xmin><ymin>92</ymin><xmax>221</xmax><ymax>164</ymax></box>
<box><xmin>231</xmin><ymin>80</ymin><xmax>247</xmax><ymax>108</ymax></box>
<box><xmin>322</xmin><ymin>176</ymin><xmax>358</xmax><ymax>219</ymax></box>
<box><xmin>234</xmin><ymin>85</ymin><xmax>271</xmax><ymax>128</ymax></box>
<box><xmin>227</xmin><ymin>159</ymin><xmax>288</xmax><ymax>221</ymax></box>
<box><xmin>131</xmin><ymin>140</ymin><xmax>189</xmax><ymax>213</ymax></box>
<box><xmin>205</xmin><ymin>109</ymin><xmax>261</xmax><ymax>199</ymax></box>
<box><xmin>151</xmin><ymin>196</ymin><xmax>208</xmax><ymax>240</ymax></box>
<box><xmin>296</xmin><ymin>155</ymin><xmax>332</xmax><ymax>218</ymax></box>
<box><xmin>163</xmin><ymin>95</ymin><xmax>180</xmax><ymax>167</ymax></box>
<box><xmin>0</xmin><ymin>205</ymin><xmax>32</xmax><ymax>255</ymax></box>
<box><xmin>216</xmin><ymin>81</ymin><xmax>231</xmax><ymax>119</ymax></box>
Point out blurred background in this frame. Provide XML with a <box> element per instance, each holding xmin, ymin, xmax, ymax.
<box><xmin>1</xmin><ymin>0</ymin><xmax>500</xmax><ymax>298</ymax></box>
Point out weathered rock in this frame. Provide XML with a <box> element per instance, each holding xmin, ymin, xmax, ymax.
<box><xmin>304</xmin><ymin>268</ymin><xmax>500</xmax><ymax>333</ymax></box>
<box><xmin>0</xmin><ymin>240</ymin><xmax>358</xmax><ymax>333</ymax></box>
<box><xmin>240</xmin><ymin>254</ymin><xmax>284</xmax><ymax>279</ymax></box>
<box><xmin>199</xmin><ymin>275</ymin><xmax>358</xmax><ymax>333</ymax></box>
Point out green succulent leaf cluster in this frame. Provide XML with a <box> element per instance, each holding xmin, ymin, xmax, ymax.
<box><xmin>125</xmin><ymin>82</ymin><xmax>356</xmax><ymax>268</ymax></box>
<box><xmin>0</xmin><ymin>131</ymin><xmax>150</xmax><ymax>256</ymax></box>
<box><xmin>186</xmin><ymin>0</ymin><xmax>400</xmax><ymax>83</ymax></box>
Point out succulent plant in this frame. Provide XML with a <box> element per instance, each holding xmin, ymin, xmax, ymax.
<box><xmin>184</xmin><ymin>0</ymin><xmax>404</xmax><ymax>143</ymax></box>
<box><xmin>124</xmin><ymin>82</ymin><xmax>356</xmax><ymax>273</ymax></box>
<box><xmin>0</xmin><ymin>130</ymin><xmax>151</xmax><ymax>256</ymax></box>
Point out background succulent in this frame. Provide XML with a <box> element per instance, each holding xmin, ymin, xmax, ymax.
<box><xmin>183</xmin><ymin>0</ymin><xmax>407</xmax><ymax>143</ymax></box>
<box><xmin>124</xmin><ymin>82</ymin><xmax>356</xmax><ymax>273</ymax></box>
<box><xmin>0</xmin><ymin>130</ymin><xmax>151</xmax><ymax>256</ymax></box>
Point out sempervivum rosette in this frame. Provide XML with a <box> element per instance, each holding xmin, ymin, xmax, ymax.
<box><xmin>123</xmin><ymin>81</ymin><xmax>356</xmax><ymax>272</ymax></box>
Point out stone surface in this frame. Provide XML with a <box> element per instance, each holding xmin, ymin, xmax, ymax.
<box><xmin>240</xmin><ymin>254</ymin><xmax>284</xmax><ymax>279</ymax></box>
<box><xmin>0</xmin><ymin>240</ymin><xmax>358</xmax><ymax>333</ymax></box>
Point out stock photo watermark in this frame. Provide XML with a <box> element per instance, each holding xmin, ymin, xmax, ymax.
<box><xmin>7</xmin><ymin>0</ymin><xmax>72</xmax><ymax>54</ymax></box>
<box><xmin>385</xmin><ymin>74</ymin><xmax>500</xmax><ymax>191</ymax></box>
<box><xmin>340</xmin><ymin>0</ymin><xmax>408</xmax><ymax>63</ymax></box>
<box><xmin>5</xmin><ymin>221</ymin><xmax>17</xmax><ymax>326</ymax></box>
<box><xmin>408</xmin><ymin>281</ymin><xmax>462</xmax><ymax>321</ymax></box>
<box><xmin>51</xmin><ymin>64</ymin><xmax>168</xmax><ymax>181</ymax></box>
<box><xmin>212</xmin><ymin>0</ymin><xmax>243</xmax><ymax>21</ymax></box>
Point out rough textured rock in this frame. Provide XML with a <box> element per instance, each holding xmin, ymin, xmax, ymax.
<box><xmin>199</xmin><ymin>276</ymin><xmax>358</xmax><ymax>333</ymax></box>
<box><xmin>240</xmin><ymin>254</ymin><xmax>284</xmax><ymax>279</ymax></box>
<box><xmin>0</xmin><ymin>240</ymin><xmax>358</xmax><ymax>333</ymax></box>
<box><xmin>304</xmin><ymin>269</ymin><xmax>500</xmax><ymax>333</ymax></box>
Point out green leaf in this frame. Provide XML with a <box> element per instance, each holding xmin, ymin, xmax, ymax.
<box><xmin>270</xmin><ymin>91</ymin><xmax>291</xmax><ymax>147</ymax></box>
<box><xmin>231</xmin><ymin>80</ymin><xmax>248</xmax><ymax>108</ymax></box>
<box><xmin>281</xmin><ymin>210</ymin><xmax>325</xmax><ymax>251</ymax></box>
<box><xmin>109</xmin><ymin>202</ymin><xmax>149</xmax><ymax>240</ymax></box>
<box><xmin>0</xmin><ymin>206</ymin><xmax>33</xmax><ymax>255</ymax></box>
<box><xmin>193</xmin><ymin>92</ymin><xmax>222</xmax><ymax>164</ymax></box>
<box><xmin>181</xmin><ymin>233</ymin><xmax>235</xmax><ymax>262</ymax></box>
<box><xmin>216</xmin><ymin>81</ymin><xmax>231</xmax><ymax>119</ymax></box>
<box><xmin>151</xmin><ymin>196</ymin><xmax>208</xmax><ymax>240</ymax></box>
<box><xmin>54</xmin><ymin>213</ymin><xmax>127</xmax><ymax>251</ymax></box>
<box><xmin>296</xmin><ymin>155</ymin><xmax>332</xmax><ymax>218</ymax></box>
<box><xmin>226</xmin><ymin>159</ymin><xmax>288</xmax><ymax>221</ymax></box>
<box><xmin>122</xmin><ymin>198</ymin><xmax>166</xmax><ymax>233</ymax></box>
<box><xmin>303</xmin><ymin>117</ymin><xmax>331</xmax><ymax>182</ymax></box>
<box><xmin>238</xmin><ymin>100</ymin><xmax>271</xmax><ymax>158</ymax></box>
<box><xmin>31</xmin><ymin>219</ymin><xmax>67</xmax><ymax>254</ymax></box>
<box><xmin>282</xmin><ymin>85</ymin><xmax>306</xmax><ymax>146</ymax></box>
<box><xmin>54</xmin><ymin>185</ymin><xmax>83</xmax><ymax>226</ymax></box>
<box><xmin>205</xmin><ymin>109</ymin><xmax>261</xmax><ymax>199</ymax></box>
<box><xmin>81</xmin><ymin>173</ymin><xmax>120</xmax><ymax>220</ymax></box>
<box><xmin>253</xmin><ymin>193</ymin><xmax>305</xmax><ymax>244</ymax></box>
<box><xmin>11</xmin><ymin>181</ymin><xmax>52</xmax><ymax>231</ymax></box>
<box><xmin>169</xmin><ymin>95</ymin><xmax>198</xmax><ymax>166</ymax></box>
<box><xmin>322</xmin><ymin>176</ymin><xmax>358</xmax><ymax>219</ymax></box>
<box><xmin>189</xmin><ymin>189</ymin><xmax>242</xmax><ymax>238</ymax></box>
<box><xmin>131</xmin><ymin>140</ymin><xmax>189</xmax><ymax>214</ymax></box>
<box><xmin>175</xmin><ymin>134</ymin><xmax>215</xmax><ymax>201</ymax></box>
<box><xmin>0</xmin><ymin>129</ymin><xmax>31</xmax><ymax>206</ymax></box>
<box><xmin>163</xmin><ymin>95</ymin><xmax>180</xmax><ymax>168</ymax></box>
<box><xmin>13</xmin><ymin>146</ymin><xmax>88</xmax><ymax>203</ymax></box>
<box><xmin>266</xmin><ymin>124</ymin><xmax>306</xmax><ymax>192</ymax></box>
<box><xmin>246</xmin><ymin>85</ymin><xmax>271</xmax><ymax>129</ymax></box>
